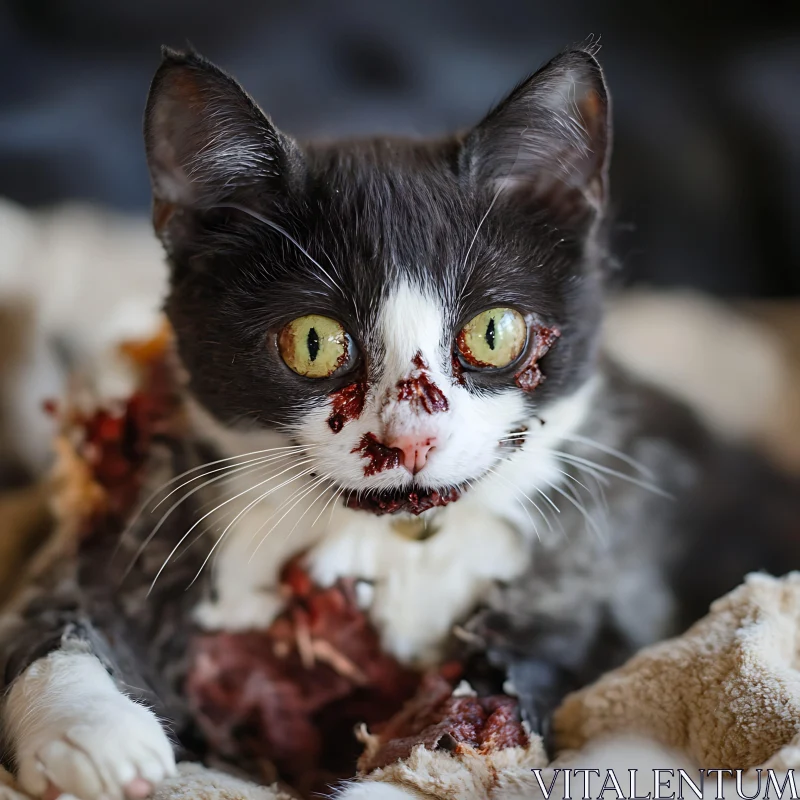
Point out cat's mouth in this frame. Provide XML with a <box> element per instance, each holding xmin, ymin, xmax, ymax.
<box><xmin>344</xmin><ymin>484</ymin><xmax>464</xmax><ymax>516</ymax></box>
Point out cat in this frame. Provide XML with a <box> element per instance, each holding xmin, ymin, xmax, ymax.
<box><xmin>1</xmin><ymin>44</ymin><xmax>798</xmax><ymax>800</ymax></box>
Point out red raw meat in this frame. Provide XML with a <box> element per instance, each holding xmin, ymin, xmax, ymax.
<box><xmin>185</xmin><ymin>560</ymin><xmax>422</xmax><ymax>797</ymax></box>
<box><xmin>358</xmin><ymin>673</ymin><xmax>529</xmax><ymax>773</ymax></box>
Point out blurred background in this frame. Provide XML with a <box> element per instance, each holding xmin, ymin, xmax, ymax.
<box><xmin>0</xmin><ymin>1</ymin><xmax>799</xmax><ymax>580</ymax></box>
<box><xmin>1</xmin><ymin>0</ymin><xmax>798</xmax><ymax>295</ymax></box>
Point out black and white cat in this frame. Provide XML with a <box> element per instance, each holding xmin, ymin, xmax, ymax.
<box><xmin>1</xmin><ymin>45</ymin><xmax>798</xmax><ymax>800</ymax></box>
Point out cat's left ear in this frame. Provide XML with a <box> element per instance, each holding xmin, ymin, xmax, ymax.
<box><xmin>144</xmin><ymin>48</ymin><xmax>301</xmax><ymax>237</ymax></box>
<box><xmin>464</xmin><ymin>48</ymin><xmax>611</xmax><ymax>226</ymax></box>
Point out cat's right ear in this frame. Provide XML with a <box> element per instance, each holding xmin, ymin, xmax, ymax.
<box><xmin>144</xmin><ymin>48</ymin><xmax>300</xmax><ymax>242</ymax></box>
<box><xmin>463</xmin><ymin>47</ymin><xmax>610</xmax><ymax>228</ymax></box>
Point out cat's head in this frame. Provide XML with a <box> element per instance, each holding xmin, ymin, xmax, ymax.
<box><xmin>144</xmin><ymin>46</ymin><xmax>610</xmax><ymax>515</ymax></box>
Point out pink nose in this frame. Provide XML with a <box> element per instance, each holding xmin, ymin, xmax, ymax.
<box><xmin>386</xmin><ymin>434</ymin><xmax>437</xmax><ymax>474</ymax></box>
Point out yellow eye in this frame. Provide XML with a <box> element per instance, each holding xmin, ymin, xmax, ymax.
<box><xmin>278</xmin><ymin>315</ymin><xmax>351</xmax><ymax>378</ymax></box>
<box><xmin>456</xmin><ymin>307</ymin><xmax>527</xmax><ymax>369</ymax></box>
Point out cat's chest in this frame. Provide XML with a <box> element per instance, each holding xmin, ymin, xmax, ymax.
<box><xmin>305</xmin><ymin>499</ymin><xmax>531</xmax><ymax>663</ymax></box>
<box><xmin>194</xmin><ymin>478</ymin><xmax>531</xmax><ymax>665</ymax></box>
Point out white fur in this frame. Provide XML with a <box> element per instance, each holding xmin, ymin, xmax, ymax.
<box><xmin>0</xmin><ymin>775</ymin><xmax>30</xmax><ymax>800</ymax></box>
<box><xmin>195</xmin><ymin>281</ymin><xmax>597</xmax><ymax>664</ymax></box>
<box><xmin>334</xmin><ymin>781</ymin><xmax>423</xmax><ymax>800</ymax></box>
<box><xmin>334</xmin><ymin>784</ymin><xmax>421</xmax><ymax>800</ymax></box>
<box><xmin>3</xmin><ymin>651</ymin><xmax>176</xmax><ymax>800</ymax></box>
<box><xmin>307</xmin><ymin>501</ymin><xmax>529</xmax><ymax>663</ymax></box>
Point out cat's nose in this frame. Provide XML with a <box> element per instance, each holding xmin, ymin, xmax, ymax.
<box><xmin>386</xmin><ymin>433</ymin><xmax>437</xmax><ymax>474</ymax></box>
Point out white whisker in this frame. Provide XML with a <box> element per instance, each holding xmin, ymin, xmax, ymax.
<box><xmin>146</xmin><ymin>459</ymin><xmax>316</xmax><ymax>595</ymax></box>
<box><xmin>151</xmin><ymin>446</ymin><xmax>313</xmax><ymax>512</ymax></box>
<box><xmin>186</xmin><ymin>466</ymin><xmax>321</xmax><ymax>587</ymax></box>
<box><xmin>123</xmin><ymin>452</ymin><xmax>311</xmax><ymax>580</ymax></box>
<box><xmin>248</xmin><ymin>475</ymin><xmax>332</xmax><ymax>562</ymax></box>
<box><xmin>458</xmin><ymin>183</ymin><xmax>504</xmax><ymax>303</ymax></box>
<box><xmin>282</xmin><ymin>475</ymin><xmax>335</xmax><ymax>542</ymax></box>
<box><xmin>241</xmin><ymin>472</ymin><xmax>320</xmax><ymax>549</ymax></box>
<box><xmin>499</xmin><ymin>429</ymin><xmax>657</xmax><ymax>487</ymax></box>
<box><xmin>187</xmin><ymin>472</ymin><xmax>329</xmax><ymax>589</ymax></box>
<box><xmin>114</xmin><ymin>444</ymin><xmax>312</xmax><ymax>561</ymax></box>
<box><xmin>122</xmin><ymin>444</ymin><xmax>309</xmax><ymax>531</ymax></box>
<box><xmin>547</xmin><ymin>450</ymin><xmax>672</xmax><ymax>499</ymax></box>
<box><xmin>557</xmin><ymin>433</ymin><xmax>657</xmax><ymax>479</ymax></box>
<box><xmin>328</xmin><ymin>485</ymin><xmax>349</xmax><ymax>527</ymax></box>
<box><xmin>311</xmin><ymin>481</ymin><xmax>346</xmax><ymax>529</ymax></box>
<box><xmin>547</xmin><ymin>464</ymin><xmax>603</xmax><ymax>494</ymax></box>
<box><xmin>541</xmin><ymin>477</ymin><xmax>606</xmax><ymax>545</ymax></box>
<box><xmin>485</xmin><ymin>467</ymin><xmax>547</xmax><ymax>540</ymax></box>
<box><xmin>470</xmin><ymin>473</ymin><xmax>541</xmax><ymax>538</ymax></box>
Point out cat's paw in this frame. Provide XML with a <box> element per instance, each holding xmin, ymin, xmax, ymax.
<box><xmin>333</xmin><ymin>782</ymin><xmax>422</xmax><ymax>799</ymax></box>
<box><xmin>15</xmin><ymin>701</ymin><xmax>175</xmax><ymax>800</ymax></box>
<box><xmin>0</xmin><ymin>786</ymin><xmax>29</xmax><ymax>800</ymax></box>
<box><xmin>0</xmin><ymin>770</ymin><xmax>29</xmax><ymax>800</ymax></box>
<box><xmin>6</xmin><ymin>653</ymin><xmax>176</xmax><ymax>800</ymax></box>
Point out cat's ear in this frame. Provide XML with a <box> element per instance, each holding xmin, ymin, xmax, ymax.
<box><xmin>464</xmin><ymin>48</ymin><xmax>610</xmax><ymax>225</ymax></box>
<box><xmin>144</xmin><ymin>48</ymin><xmax>300</xmax><ymax>233</ymax></box>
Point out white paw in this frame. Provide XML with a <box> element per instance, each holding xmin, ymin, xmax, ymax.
<box><xmin>334</xmin><ymin>782</ymin><xmax>422</xmax><ymax>799</ymax></box>
<box><xmin>6</xmin><ymin>653</ymin><xmax>176</xmax><ymax>800</ymax></box>
<box><xmin>0</xmin><ymin>787</ymin><xmax>29</xmax><ymax>800</ymax></box>
<box><xmin>0</xmin><ymin>771</ymin><xmax>29</xmax><ymax>800</ymax></box>
<box><xmin>192</xmin><ymin>589</ymin><xmax>284</xmax><ymax>632</ymax></box>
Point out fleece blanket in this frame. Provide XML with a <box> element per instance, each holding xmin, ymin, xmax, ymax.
<box><xmin>2</xmin><ymin>573</ymin><xmax>799</xmax><ymax>800</ymax></box>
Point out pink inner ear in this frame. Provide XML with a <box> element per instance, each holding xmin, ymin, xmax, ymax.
<box><xmin>578</xmin><ymin>87</ymin><xmax>605</xmax><ymax>136</ymax></box>
<box><xmin>573</xmin><ymin>86</ymin><xmax>609</xmax><ymax>203</ymax></box>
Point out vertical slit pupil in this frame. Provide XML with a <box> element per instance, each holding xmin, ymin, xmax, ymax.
<box><xmin>486</xmin><ymin>317</ymin><xmax>496</xmax><ymax>350</ymax></box>
<box><xmin>307</xmin><ymin>327</ymin><xmax>320</xmax><ymax>361</ymax></box>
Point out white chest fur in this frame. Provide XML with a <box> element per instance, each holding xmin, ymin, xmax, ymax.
<box><xmin>306</xmin><ymin>499</ymin><xmax>530</xmax><ymax>664</ymax></box>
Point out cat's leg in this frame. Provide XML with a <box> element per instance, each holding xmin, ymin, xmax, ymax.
<box><xmin>3</xmin><ymin>650</ymin><xmax>176</xmax><ymax>800</ymax></box>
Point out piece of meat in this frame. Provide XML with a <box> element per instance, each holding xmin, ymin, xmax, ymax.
<box><xmin>185</xmin><ymin>560</ymin><xmax>421</xmax><ymax>797</ymax></box>
<box><xmin>358</xmin><ymin>673</ymin><xmax>529</xmax><ymax>773</ymax></box>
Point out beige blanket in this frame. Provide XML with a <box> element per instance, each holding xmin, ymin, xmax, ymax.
<box><xmin>3</xmin><ymin>572</ymin><xmax>799</xmax><ymax>800</ymax></box>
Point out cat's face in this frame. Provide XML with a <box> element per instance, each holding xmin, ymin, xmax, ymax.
<box><xmin>144</xmin><ymin>47</ymin><xmax>610</xmax><ymax>515</ymax></box>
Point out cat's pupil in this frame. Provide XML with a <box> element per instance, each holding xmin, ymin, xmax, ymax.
<box><xmin>486</xmin><ymin>318</ymin><xmax>496</xmax><ymax>351</ymax></box>
<box><xmin>307</xmin><ymin>327</ymin><xmax>320</xmax><ymax>361</ymax></box>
